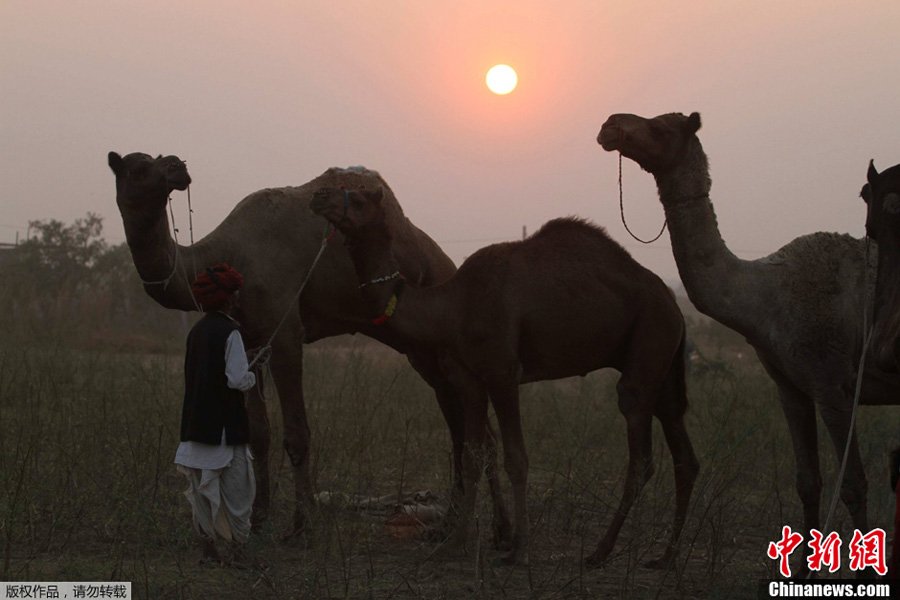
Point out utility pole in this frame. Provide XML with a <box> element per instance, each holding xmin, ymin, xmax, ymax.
<box><xmin>522</xmin><ymin>225</ymin><xmax>527</xmax><ymax>240</ymax></box>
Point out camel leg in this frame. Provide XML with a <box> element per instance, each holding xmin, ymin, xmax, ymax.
<box><xmin>268</xmin><ymin>324</ymin><xmax>316</xmax><ymax>536</ymax></box>
<box><xmin>483</xmin><ymin>423</ymin><xmax>514</xmax><ymax>550</ymax></box>
<box><xmin>409</xmin><ymin>349</ymin><xmax>512</xmax><ymax>547</ymax></box>
<box><xmin>818</xmin><ymin>399</ymin><xmax>870</xmax><ymax>579</ymax></box>
<box><xmin>647</xmin><ymin>414</ymin><xmax>699</xmax><ymax>569</ymax></box>
<box><xmin>586</xmin><ymin>378</ymin><xmax>655</xmax><ymax>567</ymax></box>
<box><xmin>761</xmin><ymin>360</ymin><xmax>824</xmax><ymax>535</ymax></box>
<box><xmin>760</xmin><ymin>359</ymin><xmax>824</xmax><ymax>578</ymax></box>
<box><xmin>646</xmin><ymin>355</ymin><xmax>699</xmax><ymax>569</ymax></box>
<box><xmin>818</xmin><ymin>402</ymin><xmax>868</xmax><ymax>532</ymax></box>
<box><xmin>487</xmin><ymin>378</ymin><xmax>530</xmax><ymax>565</ymax></box>
<box><xmin>437</xmin><ymin>355</ymin><xmax>490</xmax><ymax>558</ymax></box>
<box><xmin>407</xmin><ymin>349</ymin><xmax>466</xmax><ymax>495</ymax></box>
<box><xmin>777</xmin><ymin>390</ymin><xmax>822</xmax><ymax>577</ymax></box>
<box><xmin>246</xmin><ymin>368</ymin><xmax>271</xmax><ymax>531</ymax></box>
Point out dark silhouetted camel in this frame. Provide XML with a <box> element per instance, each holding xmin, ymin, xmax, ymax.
<box><xmin>310</xmin><ymin>185</ymin><xmax>699</xmax><ymax>567</ymax></box>
<box><xmin>860</xmin><ymin>160</ymin><xmax>900</xmax><ymax>578</ymax></box>
<box><xmin>108</xmin><ymin>152</ymin><xmax>510</xmax><ymax>541</ymax></box>
<box><xmin>598</xmin><ymin>112</ymin><xmax>896</xmax><ymax>549</ymax></box>
<box><xmin>862</xmin><ymin>161</ymin><xmax>900</xmax><ymax>373</ymax></box>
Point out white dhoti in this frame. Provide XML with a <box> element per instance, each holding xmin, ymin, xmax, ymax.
<box><xmin>176</xmin><ymin>442</ymin><xmax>255</xmax><ymax>543</ymax></box>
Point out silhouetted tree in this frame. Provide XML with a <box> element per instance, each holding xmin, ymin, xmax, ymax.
<box><xmin>0</xmin><ymin>213</ymin><xmax>189</xmax><ymax>346</ymax></box>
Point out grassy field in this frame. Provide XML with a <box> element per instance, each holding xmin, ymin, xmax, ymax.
<box><xmin>1</xmin><ymin>315</ymin><xmax>898</xmax><ymax>599</ymax></box>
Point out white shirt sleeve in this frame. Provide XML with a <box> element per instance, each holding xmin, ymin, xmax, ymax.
<box><xmin>224</xmin><ymin>330</ymin><xmax>257</xmax><ymax>391</ymax></box>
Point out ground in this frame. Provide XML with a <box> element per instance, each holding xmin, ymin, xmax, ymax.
<box><xmin>1</xmin><ymin>307</ymin><xmax>897</xmax><ymax>599</ymax></box>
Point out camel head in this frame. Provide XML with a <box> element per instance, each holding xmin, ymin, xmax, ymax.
<box><xmin>861</xmin><ymin>160</ymin><xmax>900</xmax><ymax>244</ymax></box>
<box><xmin>310</xmin><ymin>186</ymin><xmax>387</xmax><ymax>235</ymax></box>
<box><xmin>598</xmin><ymin>112</ymin><xmax>702</xmax><ymax>174</ymax></box>
<box><xmin>862</xmin><ymin>160</ymin><xmax>900</xmax><ymax>372</ymax></box>
<box><xmin>311</xmin><ymin>186</ymin><xmax>396</xmax><ymax>284</ymax></box>
<box><xmin>108</xmin><ymin>152</ymin><xmax>191</xmax><ymax>213</ymax></box>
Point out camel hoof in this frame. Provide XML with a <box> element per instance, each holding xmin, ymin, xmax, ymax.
<box><xmin>494</xmin><ymin>551</ymin><xmax>527</xmax><ymax>567</ymax></box>
<box><xmin>584</xmin><ymin>552</ymin><xmax>609</xmax><ymax>569</ymax></box>
<box><xmin>492</xmin><ymin>521</ymin><xmax>514</xmax><ymax>552</ymax></box>
<box><xmin>280</xmin><ymin>528</ymin><xmax>312</xmax><ymax>548</ymax></box>
<box><xmin>644</xmin><ymin>553</ymin><xmax>675</xmax><ymax>570</ymax></box>
<box><xmin>199</xmin><ymin>556</ymin><xmax>223</xmax><ymax>568</ymax></box>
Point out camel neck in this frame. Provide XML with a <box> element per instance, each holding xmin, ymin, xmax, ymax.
<box><xmin>654</xmin><ymin>142</ymin><xmax>753</xmax><ymax>331</ymax></box>
<box><xmin>121</xmin><ymin>203</ymin><xmax>206</xmax><ymax>311</ymax></box>
<box><xmin>347</xmin><ymin>234</ymin><xmax>457</xmax><ymax>345</ymax></box>
<box><xmin>871</xmin><ymin>235</ymin><xmax>900</xmax><ymax>370</ymax></box>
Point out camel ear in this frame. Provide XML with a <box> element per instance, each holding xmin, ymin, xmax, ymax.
<box><xmin>868</xmin><ymin>159</ymin><xmax>879</xmax><ymax>186</ymax></box>
<box><xmin>860</xmin><ymin>183</ymin><xmax>871</xmax><ymax>205</ymax></box>
<box><xmin>685</xmin><ymin>112</ymin><xmax>701</xmax><ymax>135</ymax></box>
<box><xmin>108</xmin><ymin>151</ymin><xmax>124</xmax><ymax>175</ymax></box>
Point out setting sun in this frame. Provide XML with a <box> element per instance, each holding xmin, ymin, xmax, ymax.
<box><xmin>486</xmin><ymin>64</ymin><xmax>517</xmax><ymax>95</ymax></box>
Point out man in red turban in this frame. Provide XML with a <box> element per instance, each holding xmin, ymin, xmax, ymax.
<box><xmin>190</xmin><ymin>264</ymin><xmax>244</xmax><ymax>311</ymax></box>
<box><xmin>175</xmin><ymin>264</ymin><xmax>257</xmax><ymax>566</ymax></box>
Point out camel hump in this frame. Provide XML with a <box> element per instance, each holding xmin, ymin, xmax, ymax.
<box><xmin>530</xmin><ymin>216</ymin><xmax>635</xmax><ymax>263</ymax></box>
<box><xmin>326</xmin><ymin>165</ymin><xmax>380</xmax><ymax>176</ymax></box>
<box><xmin>769</xmin><ymin>232</ymin><xmax>866</xmax><ymax>270</ymax></box>
<box><xmin>322</xmin><ymin>166</ymin><xmax>385</xmax><ymax>184</ymax></box>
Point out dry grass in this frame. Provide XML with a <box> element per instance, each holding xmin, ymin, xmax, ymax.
<box><xmin>1</xmin><ymin>321</ymin><xmax>898</xmax><ymax>599</ymax></box>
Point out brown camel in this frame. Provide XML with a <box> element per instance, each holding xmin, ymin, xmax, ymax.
<box><xmin>107</xmin><ymin>152</ymin><xmax>510</xmax><ymax>540</ymax></box>
<box><xmin>309</xmin><ymin>186</ymin><xmax>699</xmax><ymax>567</ymax></box>
<box><xmin>862</xmin><ymin>161</ymin><xmax>900</xmax><ymax>373</ymax></box>
<box><xmin>862</xmin><ymin>160</ymin><xmax>900</xmax><ymax>577</ymax></box>
<box><xmin>598</xmin><ymin>113</ymin><xmax>895</xmax><ymax>550</ymax></box>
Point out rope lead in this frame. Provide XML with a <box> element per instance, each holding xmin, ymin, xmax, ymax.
<box><xmin>248</xmin><ymin>225</ymin><xmax>336</xmax><ymax>370</ymax></box>
<box><xmin>618</xmin><ymin>151</ymin><xmax>667</xmax><ymax>244</ymax></box>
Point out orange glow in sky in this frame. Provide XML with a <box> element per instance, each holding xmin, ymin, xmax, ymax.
<box><xmin>0</xmin><ymin>1</ymin><xmax>898</xmax><ymax>283</ymax></box>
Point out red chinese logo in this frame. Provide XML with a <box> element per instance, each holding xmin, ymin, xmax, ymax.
<box><xmin>767</xmin><ymin>527</ymin><xmax>887</xmax><ymax>577</ymax></box>
<box><xmin>807</xmin><ymin>529</ymin><xmax>842</xmax><ymax>573</ymax></box>
<box><xmin>848</xmin><ymin>528</ymin><xmax>887</xmax><ymax>576</ymax></box>
<box><xmin>767</xmin><ymin>526</ymin><xmax>804</xmax><ymax>577</ymax></box>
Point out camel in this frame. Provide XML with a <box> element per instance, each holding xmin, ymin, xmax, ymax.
<box><xmin>862</xmin><ymin>161</ymin><xmax>900</xmax><ymax>373</ymax></box>
<box><xmin>107</xmin><ymin>152</ymin><xmax>511</xmax><ymax>540</ymax></box>
<box><xmin>597</xmin><ymin>112</ymin><xmax>896</xmax><ymax>550</ymax></box>
<box><xmin>860</xmin><ymin>160</ymin><xmax>900</xmax><ymax>577</ymax></box>
<box><xmin>309</xmin><ymin>185</ymin><xmax>699</xmax><ymax>567</ymax></box>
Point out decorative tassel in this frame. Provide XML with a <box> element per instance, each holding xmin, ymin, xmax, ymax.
<box><xmin>371</xmin><ymin>277</ymin><xmax>406</xmax><ymax>326</ymax></box>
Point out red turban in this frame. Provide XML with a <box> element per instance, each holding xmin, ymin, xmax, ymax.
<box><xmin>191</xmin><ymin>264</ymin><xmax>243</xmax><ymax>310</ymax></box>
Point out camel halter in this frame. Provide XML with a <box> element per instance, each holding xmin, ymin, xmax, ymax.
<box><xmin>360</xmin><ymin>270</ymin><xmax>401</xmax><ymax>288</ymax></box>
<box><xmin>617</xmin><ymin>135</ymin><xmax>668</xmax><ymax>244</ymax></box>
<box><xmin>140</xmin><ymin>163</ymin><xmax>202</xmax><ymax>311</ymax></box>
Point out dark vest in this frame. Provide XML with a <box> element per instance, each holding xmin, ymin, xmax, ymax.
<box><xmin>181</xmin><ymin>311</ymin><xmax>250</xmax><ymax>445</ymax></box>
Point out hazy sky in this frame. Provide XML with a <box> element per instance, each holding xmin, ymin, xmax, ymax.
<box><xmin>2</xmin><ymin>0</ymin><xmax>898</xmax><ymax>285</ymax></box>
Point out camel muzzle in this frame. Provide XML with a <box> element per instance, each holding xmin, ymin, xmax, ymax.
<box><xmin>597</xmin><ymin>125</ymin><xmax>622</xmax><ymax>151</ymax></box>
<box><xmin>163</xmin><ymin>158</ymin><xmax>191</xmax><ymax>190</ymax></box>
